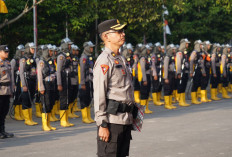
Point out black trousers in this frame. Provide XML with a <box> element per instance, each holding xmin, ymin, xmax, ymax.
<box><xmin>13</xmin><ymin>80</ymin><xmax>22</xmax><ymax>105</ymax></box>
<box><xmin>0</xmin><ymin>95</ymin><xmax>10</xmax><ymax>127</ymax></box>
<box><xmin>97</xmin><ymin>124</ymin><xmax>132</xmax><ymax>157</ymax></box>
<box><xmin>164</xmin><ymin>72</ymin><xmax>175</xmax><ymax>96</ymax></box>
<box><xmin>59</xmin><ymin>75</ymin><xmax>72</xmax><ymax>110</ymax></box>
<box><xmin>70</xmin><ymin>85</ymin><xmax>78</xmax><ymax>104</ymax></box>
<box><xmin>133</xmin><ymin>77</ymin><xmax>140</xmax><ymax>91</ymax></box>
<box><xmin>79</xmin><ymin>82</ymin><xmax>92</xmax><ymax>109</ymax></box>
<box><xmin>201</xmin><ymin>68</ymin><xmax>210</xmax><ymax>90</ymax></box>
<box><xmin>191</xmin><ymin>68</ymin><xmax>202</xmax><ymax>92</ymax></box>
<box><xmin>21</xmin><ymin>78</ymin><xmax>36</xmax><ymax>109</ymax></box>
<box><xmin>178</xmin><ymin>73</ymin><xmax>189</xmax><ymax>93</ymax></box>
<box><xmin>210</xmin><ymin>67</ymin><xmax>220</xmax><ymax>88</ymax></box>
<box><xmin>140</xmin><ymin>74</ymin><xmax>151</xmax><ymax>100</ymax></box>
<box><xmin>221</xmin><ymin>76</ymin><xmax>229</xmax><ymax>87</ymax></box>
<box><xmin>152</xmin><ymin>76</ymin><xmax>162</xmax><ymax>93</ymax></box>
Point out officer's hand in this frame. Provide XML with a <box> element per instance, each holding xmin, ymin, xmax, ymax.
<box><xmin>202</xmin><ymin>73</ymin><xmax>206</xmax><ymax>77</ymax></box>
<box><xmin>190</xmin><ymin>73</ymin><xmax>193</xmax><ymax>77</ymax></box>
<box><xmin>154</xmin><ymin>76</ymin><xmax>158</xmax><ymax>80</ymax></box>
<box><xmin>23</xmin><ymin>86</ymin><xmax>28</xmax><ymax>92</ymax></box>
<box><xmin>40</xmin><ymin>91</ymin><xmax>45</xmax><ymax>95</ymax></box>
<box><xmin>143</xmin><ymin>81</ymin><xmax>148</xmax><ymax>86</ymax></box>
<box><xmin>165</xmin><ymin>79</ymin><xmax>169</xmax><ymax>84</ymax></box>
<box><xmin>214</xmin><ymin>74</ymin><xmax>217</xmax><ymax>78</ymax></box>
<box><xmin>99</xmin><ymin>126</ymin><xmax>110</xmax><ymax>142</ymax></box>
<box><xmin>81</xmin><ymin>85</ymin><xmax>86</xmax><ymax>90</ymax></box>
<box><xmin>58</xmin><ymin>85</ymin><xmax>63</xmax><ymax>91</ymax></box>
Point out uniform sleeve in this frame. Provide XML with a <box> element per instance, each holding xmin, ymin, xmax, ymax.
<box><xmin>189</xmin><ymin>51</ymin><xmax>196</xmax><ymax>74</ymax></box>
<box><xmin>163</xmin><ymin>56</ymin><xmax>169</xmax><ymax>79</ymax></box>
<box><xmin>57</xmin><ymin>55</ymin><xmax>64</xmax><ymax>86</ymax></box>
<box><xmin>93</xmin><ymin>55</ymin><xmax>110</xmax><ymax>126</ymax></box>
<box><xmin>221</xmin><ymin>54</ymin><xmax>227</xmax><ymax>75</ymax></box>
<box><xmin>10</xmin><ymin>59</ymin><xmax>16</xmax><ymax>88</ymax></box>
<box><xmin>132</xmin><ymin>55</ymin><xmax>138</xmax><ymax>75</ymax></box>
<box><xmin>151</xmin><ymin>55</ymin><xmax>157</xmax><ymax>76</ymax></box>
<box><xmin>80</xmin><ymin>55</ymin><xmax>87</xmax><ymax>85</ymax></box>
<box><xmin>201</xmin><ymin>54</ymin><xmax>206</xmax><ymax>75</ymax></box>
<box><xmin>140</xmin><ymin>57</ymin><xmax>147</xmax><ymax>82</ymax></box>
<box><xmin>19</xmin><ymin>58</ymin><xmax>26</xmax><ymax>87</ymax></box>
<box><xmin>211</xmin><ymin>54</ymin><xmax>216</xmax><ymax>75</ymax></box>
<box><xmin>37</xmin><ymin>60</ymin><xmax>45</xmax><ymax>91</ymax></box>
<box><xmin>176</xmin><ymin>52</ymin><xmax>182</xmax><ymax>74</ymax></box>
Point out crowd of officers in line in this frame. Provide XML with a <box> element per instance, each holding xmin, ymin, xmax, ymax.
<box><xmin>1</xmin><ymin>37</ymin><xmax>232</xmax><ymax>137</ymax></box>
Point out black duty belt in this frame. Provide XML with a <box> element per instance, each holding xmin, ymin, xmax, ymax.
<box><xmin>0</xmin><ymin>82</ymin><xmax>11</xmax><ymax>86</ymax></box>
<box><xmin>106</xmin><ymin>99</ymin><xmax>134</xmax><ymax>115</ymax></box>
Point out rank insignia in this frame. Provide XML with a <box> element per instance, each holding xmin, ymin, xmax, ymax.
<box><xmin>49</xmin><ymin>61</ymin><xmax>52</xmax><ymax>64</ymax></box>
<box><xmin>60</xmin><ymin>56</ymin><xmax>63</xmax><ymax>60</ymax></box>
<box><xmin>114</xmin><ymin>60</ymin><xmax>119</xmax><ymax>64</ymax></box>
<box><xmin>26</xmin><ymin>59</ymin><xmax>31</xmax><ymax>65</ymax></box>
<box><xmin>152</xmin><ymin>57</ymin><xmax>155</xmax><ymax>61</ymax></box>
<box><xmin>2</xmin><ymin>71</ymin><xmax>6</xmax><ymax>75</ymax></box>
<box><xmin>142</xmin><ymin>58</ymin><xmax>145</xmax><ymax>62</ymax></box>
<box><xmin>30</xmin><ymin>59</ymin><xmax>34</xmax><ymax>63</ymax></box>
<box><xmin>101</xmin><ymin>64</ymin><xmax>109</xmax><ymax>75</ymax></box>
<box><xmin>121</xmin><ymin>69</ymin><xmax>126</xmax><ymax>75</ymax></box>
<box><xmin>40</xmin><ymin>62</ymin><xmax>44</xmax><ymax>66</ymax></box>
<box><xmin>111</xmin><ymin>52</ymin><xmax>116</xmax><ymax>57</ymax></box>
<box><xmin>83</xmin><ymin>58</ymin><xmax>86</xmax><ymax>63</ymax></box>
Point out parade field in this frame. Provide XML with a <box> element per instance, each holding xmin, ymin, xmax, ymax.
<box><xmin>1</xmin><ymin>98</ymin><xmax>232</xmax><ymax>157</ymax></box>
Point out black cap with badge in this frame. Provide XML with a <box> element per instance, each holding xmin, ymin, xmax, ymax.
<box><xmin>0</xmin><ymin>45</ymin><xmax>9</xmax><ymax>52</ymax></box>
<box><xmin>98</xmin><ymin>19</ymin><xmax>127</xmax><ymax>34</ymax></box>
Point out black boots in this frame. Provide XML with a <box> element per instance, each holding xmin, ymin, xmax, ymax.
<box><xmin>0</xmin><ymin>125</ymin><xmax>14</xmax><ymax>138</ymax></box>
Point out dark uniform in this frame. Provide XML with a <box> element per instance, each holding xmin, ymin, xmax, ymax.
<box><xmin>0</xmin><ymin>45</ymin><xmax>14</xmax><ymax>139</ymax></box>
<box><xmin>19</xmin><ymin>42</ymin><xmax>38</xmax><ymax>126</ymax></box>
<box><xmin>79</xmin><ymin>41</ymin><xmax>95</xmax><ymax>123</ymax></box>
<box><xmin>189</xmin><ymin>40</ymin><xmax>204</xmax><ymax>104</ymax></box>
<box><xmin>163</xmin><ymin>44</ymin><xmax>177</xmax><ymax>109</ymax></box>
<box><xmin>176</xmin><ymin>39</ymin><xmax>190</xmax><ymax>107</ymax></box>
<box><xmin>37</xmin><ymin>45</ymin><xmax>57</xmax><ymax>131</ymax></box>
<box><xmin>11</xmin><ymin>45</ymin><xmax>24</xmax><ymax>120</ymax></box>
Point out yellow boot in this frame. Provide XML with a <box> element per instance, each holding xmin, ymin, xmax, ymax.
<box><xmin>157</xmin><ymin>92</ymin><xmax>164</xmax><ymax>105</ymax></box>
<box><xmin>205</xmin><ymin>90</ymin><xmax>212</xmax><ymax>102</ymax></box>
<box><xmin>19</xmin><ymin>105</ymin><xmax>24</xmax><ymax>120</ymax></box>
<box><xmin>29</xmin><ymin>108</ymin><xmax>38</xmax><ymax>125</ymax></box>
<box><xmin>222</xmin><ymin>87</ymin><xmax>231</xmax><ymax>99</ymax></box>
<box><xmin>145</xmin><ymin>100</ymin><xmax>153</xmax><ymax>114</ymax></box>
<box><xmin>197</xmin><ymin>87</ymin><xmax>201</xmax><ymax>99</ymax></box>
<box><xmin>164</xmin><ymin>96</ymin><xmax>172</xmax><ymax>110</ymax></box>
<box><xmin>87</xmin><ymin>106</ymin><xmax>95</xmax><ymax>123</ymax></box>
<box><xmin>160</xmin><ymin>92</ymin><xmax>164</xmax><ymax>100</ymax></box>
<box><xmin>201</xmin><ymin>90</ymin><xmax>208</xmax><ymax>103</ymax></box>
<box><xmin>73</xmin><ymin>99</ymin><xmax>81</xmax><ymax>112</ymax></box>
<box><xmin>35</xmin><ymin>103</ymin><xmax>42</xmax><ymax>118</ymax></box>
<box><xmin>68</xmin><ymin>103</ymin><xmax>79</xmax><ymax>118</ymax></box>
<box><xmin>55</xmin><ymin>101</ymin><xmax>60</xmax><ymax>115</ymax></box>
<box><xmin>134</xmin><ymin>91</ymin><xmax>141</xmax><ymax>103</ymax></box>
<box><xmin>169</xmin><ymin>95</ymin><xmax>177</xmax><ymax>109</ymax></box>
<box><xmin>218</xmin><ymin>83</ymin><xmax>222</xmax><ymax>93</ymax></box>
<box><xmin>179</xmin><ymin>93</ymin><xmax>190</xmax><ymax>107</ymax></box>
<box><xmin>14</xmin><ymin>105</ymin><xmax>24</xmax><ymax>120</ymax></box>
<box><xmin>152</xmin><ymin>93</ymin><xmax>160</xmax><ymax>106</ymax></box>
<box><xmin>60</xmin><ymin>110</ymin><xmax>73</xmax><ymax>127</ymax></box>
<box><xmin>47</xmin><ymin>113</ymin><xmax>56</xmax><ymax>130</ymax></box>
<box><xmin>81</xmin><ymin>108</ymin><xmax>92</xmax><ymax>124</ymax></box>
<box><xmin>211</xmin><ymin>88</ymin><xmax>221</xmax><ymax>100</ymax></box>
<box><xmin>172</xmin><ymin>91</ymin><xmax>176</xmax><ymax>103</ymax></box>
<box><xmin>42</xmin><ymin>113</ymin><xmax>51</xmax><ymax>131</ymax></box>
<box><xmin>191</xmin><ymin>92</ymin><xmax>201</xmax><ymax>104</ymax></box>
<box><xmin>22</xmin><ymin>109</ymin><xmax>36</xmax><ymax>126</ymax></box>
<box><xmin>50</xmin><ymin>106</ymin><xmax>59</xmax><ymax>122</ymax></box>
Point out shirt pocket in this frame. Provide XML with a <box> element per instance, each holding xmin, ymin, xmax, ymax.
<box><xmin>111</xmin><ymin>65</ymin><xmax>126</xmax><ymax>87</ymax></box>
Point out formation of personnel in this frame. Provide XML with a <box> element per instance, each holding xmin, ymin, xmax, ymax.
<box><xmin>121</xmin><ymin>39</ymin><xmax>232</xmax><ymax>113</ymax></box>
<box><xmin>1</xmin><ymin>37</ymin><xmax>232</xmax><ymax>136</ymax></box>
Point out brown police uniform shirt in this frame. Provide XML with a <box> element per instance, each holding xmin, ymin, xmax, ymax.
<box><xmin>0</xmin><ymin>59</ymin><xmax>13</xmax><ymax>95</ymax></box>
<box><xmin>93</xmin><ymin>47</ymin><xmax>134</xmax><ymax>126</ymax></box>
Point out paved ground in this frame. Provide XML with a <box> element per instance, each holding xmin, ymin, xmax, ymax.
<box><xmin>1</xmin><ymin>95</ymin><xmax>232</xmax><ymax>157</ymax></box>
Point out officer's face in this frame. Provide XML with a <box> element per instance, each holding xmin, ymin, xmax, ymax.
<box><xmin>147</xmin><ymin>49</ymin><xmax>151</xmax><ymax>54</ymax></box>
<box><xmin>72</xmin><ymin>50</ymin><xmax>75</xmax><ymax>55</ymax></box>
<box><xmin>22</xmin><ymin>51</ymin><xmax>25</xmax><ymax>55</ymax></box>
<box><xmin>128</xmin><ymin>49</ymin><xmax>133</xmax><ymax>54</ymax></box>
<box><xmin>104</xmin><ymin>29</ymin><xmax>125</xmax><ymax>47</ymax></box>
<box><xmin>158</xmin><ymin>47</ymin><xmax>161</xmax><ymax>52</ymax></box>
<box><xmin>90</xmin><ymin>47</ymin><xmax>94</xmax><ymax>53</ymax></box>
<box><xmin>161</xmin><ymin>48</ymin><xmax>165</xmax><ymax>53</ymax></box>
<box><xmin>0</xmin><ymin>50</ymin><xmax>9</xmax><ymax>60</ymax></box>
<box><xmin>68</xmin><ymin>44</ymin><xmax>71</xmax><ymax>50</ymax></box>
<box><xmin>76</xmin><ymin>50</ymin><xmax>79</xmax><ymax>55</ymax></box>
<box><xmin>49</xmin><ymin>50</ymin><xmax>53</xmax><ymax>57</ymax></box>
<box><xmin>228</xmin><ymin>48</ymin><xmax>231</xmax><ymax>53</ymax></box>
<box><xmin>30</xmin><ymin>48</ymin><xmax>35</xmax><ymax>54</ymax></box>
<box><xmin>186</xmin><ymin>43</ymin><xmax>189</xmax><ymax>48</ymax></box>
<box><xmin>207</xmin><ymin>45</ymin><xmax>211</xmax><ymax>50</ymax></box>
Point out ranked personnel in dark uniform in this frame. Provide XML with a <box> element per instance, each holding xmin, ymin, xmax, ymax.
<box><xmin>94</xmin><ymin>19</ymin><xmax>135</xmax><ymax>157</ymax></box>
<box><xmin>0</xmin><ymin>45</ymin><xmax>14</xmax><ymax>139</ymax></box>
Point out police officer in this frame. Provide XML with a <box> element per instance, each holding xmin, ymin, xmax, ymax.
<box><xmin>11</xmin><ymin>45</ymin><xmax>24</xmax><ymax>120</ymax></box>
<box><xmin>200</xmin><ymin>41</ymin><xmax>212</xmax><ymax>102</ymax></box>
<box><xmin>163</xmin><ymin>44</ymin><xmax>177</xmax><ymax>109</ymax></box>
<box><xmin>176</xmin><ymin>39</ymin><xmax>191</xmax><ymax>107</ymax></box>
<box><xmin>94</xmin><ymin>19</ymin><xmax>135</xmax><ymax>157</ymax></box>
<box><xmin>79</xmin><ymin>41</ymin><xmax>95</xmax><ymax>123</ymax></box>
<box><xmin>210</xmin><ymin>43</ymin><xmax>222</xmax><ymax>100</ymax></box>
<box><xmin>37</xmin><ymin>45</ymin><xmax>57</xmax><ymax>131</ymax></box>
<box><xmin>67</xmin><ymin>44</ymin><xmax>80</xmax><ymax>118</ymax></box>
<box><xmin>20</xmin><ymin>42</ymin><xmax>38</xmax><ymax>126</ymax></box>
<box><xmin>189</xmin><ymin>40</ymin><xmax>204</xmax><ymax>104</ymax></box>
<box><xmin>221</xmin><ymin>44</ymin><xmax>231</xmax><ymax>98</ymax></box>
<box><xmin>133</xmin><ymin>43</ymin><xmax>142</xmax><ymax>103</ymax></box>
<box><xmin>138</xmin><ymin>44</ymin><xmax>153</xmax><ymax>113</ymax></box>
<box><xmin>57</xmin><ymin>38</ymin><xmax>74</xmax><ymax>127</ymax></box>
<box><xmin>151</xmin><ymin>42</ymin><xmax>164</xmax><ymax>106</ymax></box>
<box><xmin>0</xmin><ymin>45</ymin><xmax>14</xmax><ymax>138</ymax></box>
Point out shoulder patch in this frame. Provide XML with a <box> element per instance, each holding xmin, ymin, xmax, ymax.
<box><xmin>40</xmin><ymin>62</ymin><xmax>44</xmax><ymax>66</ymax></box>
<box><xmin>83</xmin><ymin>58</ymin><xmax>86</xmax><ymax>63</ymax></box>
<box><xmin>114</xmin><ymin>60</ymin><xmax>119</xmax><ymax>64</ymax></box>
<box><xmin>152</xmin><ymin>57</ymin><xmax>155</xmax><ymax>61</ymax></box>
<box><xmin>111</xmin><ymin>52</ymin><xmax>116</xmax><ymax>57</ymax></box>
<box><xmin>22</xmin><ymin>58</ymin><xmax>25</xmax><ymax>63</ymax></box>
<box><xmin>142</xmin><ymin>58</ymin><xmax>145</xmax><ymax>62</ymax></box>
<box><xmin>60</xmin><ymin>56</ymin><xmax>63</xmax><ymax>60</ymax></box>
<box><xmin>101</xmin><ymin>64</ymin><xmax>109</xmax><ymax>75</ymax></box>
